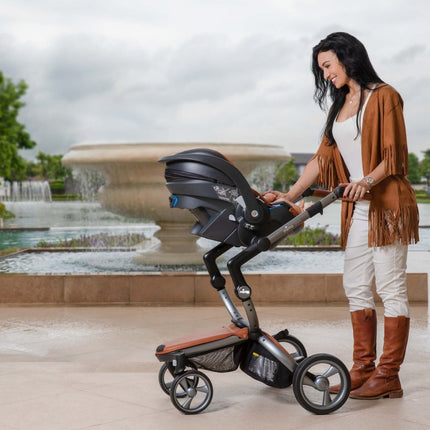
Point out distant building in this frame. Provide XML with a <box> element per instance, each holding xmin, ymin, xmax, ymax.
<box><xmin>290</xmin><ymin>153</ymin><xmax>313</xmax><ymax>175</ymax></box>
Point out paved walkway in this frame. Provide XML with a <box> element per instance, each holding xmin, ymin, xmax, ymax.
<box><xmin>0</xmin><ymin>305</ymin><xmax>429</xmax><ymax>430</ymax></box>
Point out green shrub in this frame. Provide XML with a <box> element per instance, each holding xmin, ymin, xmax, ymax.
<box><xmin>0</xmin><ymin>202</ymin><xmax>15</xmax><ymax>219</ymax></box>
<box><xmin>281</xmin><ymin>226</ymin><xmax>340</xmax><ymax>246</ymax></box>
<box><xmin>36</xmin><ymin>232</ymin><xmax>148</xmax><ymax>248</ymax></box>
<box><xmin>49</xmin><ymin>179</ymin><xmax>65</xmax><ymax>195</ymax></box>
<box><xmin>414</xmin><ymin>189</ymin><xmax>430</xmax><ymax>203</ymax></box>
<box><xmin>51</xmin><ymin>193</ymin><xmax>79</xmax><ymax>201</ymax></box>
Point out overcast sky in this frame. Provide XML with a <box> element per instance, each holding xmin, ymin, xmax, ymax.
<box><xmin>1</xmin><ymin>0</ymin><xmax>429</xmax><ymax>160</ymax></box>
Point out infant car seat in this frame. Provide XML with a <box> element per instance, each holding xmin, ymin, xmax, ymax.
<box><xmin>159</xmin><ymin>148</ymin><xmax>295</xmax><ymax>248</ymax></box>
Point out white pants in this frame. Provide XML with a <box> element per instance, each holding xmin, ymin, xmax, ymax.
<box><xmin>343</xmin><ymin>202</ymin><xmax>409</xmax><ymax>317</ymax></box>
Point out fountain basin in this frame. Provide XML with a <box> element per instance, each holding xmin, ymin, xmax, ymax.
<box><xmin>62</xmin><ymin>142</ymin><xmax>290</xmax><ymax>264</ymax></box>
<box><xmin>62</xmin><ymin>142</ymin><xmax>289</xmax><ymax>221</ymax></box>
<box><xmin>0</xmin><ymin>248</ymin><xmax>344</xmax><ymax>274</ymax></box>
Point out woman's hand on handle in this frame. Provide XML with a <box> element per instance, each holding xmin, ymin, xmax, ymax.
<box><xmin>342</xmin><ymin>161</ymin><xmax>386</xmax><ymax>201</ymax></box>
<box><xmin>341</xmin><ymin>179</ymin><xmax>371</xmax><ymax>201</ymax></box>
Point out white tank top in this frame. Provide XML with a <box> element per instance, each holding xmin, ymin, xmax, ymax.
<box><xmin>332</xmin><ymin>89</ymin><xmax>374</xmax><ymax>221</ymax></box>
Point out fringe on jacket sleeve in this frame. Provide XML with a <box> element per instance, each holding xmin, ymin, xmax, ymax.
<box><xmin>382</xmin><ymin>93</ymin><xmax>409</xmax><ymax>176</ymax></box>
<box><xmin>383</xmin><ymin>145</ymin><xmax>408</xmax><ymax>176</ymax></box>
<box><xmin>311</xmin><ymin>153</ymin><xmax>337</xmax><ymax>190</ymax></box>
<box><xmin>309</xmin><ymin>136</ymin><xmax>349</xmax><ymax>190</ymax></box>
<box><xmin>368</xmin><ymin>206</ymin><xmax>419</xmax><ymax>247</ymax></box>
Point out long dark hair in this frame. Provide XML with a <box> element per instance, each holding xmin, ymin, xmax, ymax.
<box><xmin>312</xmin><ymin>32</ymin><xmax>384</xmax><ymax>145</ymax></box>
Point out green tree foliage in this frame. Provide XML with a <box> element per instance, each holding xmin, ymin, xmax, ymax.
<box><xmin>0</xmin><ymin>72</ymin><xmax>36</xmax><ymax>180</ymax></box>
<box><xmin>421</xmin><ymin>149</ymin><xmax>430</xmax><ymax>188</ymax></box>
<box><xmin>274</xmin><ymin>159</ymin><xmax>298</xmax><ymax>192</ymax></box>
<box><xmin>31</xmin><ymin>151</ymin><xmax>73</xmax><ymax>181</ymax></box>
<box><xmin>0</xmin><ymin>201</ymin><xmax>15</xmax><ymax>219</ymax></box>
<box><xmin>407</xmin><ymin>153</ymin><xmax>421</xmax><ymax>184</ymax></box>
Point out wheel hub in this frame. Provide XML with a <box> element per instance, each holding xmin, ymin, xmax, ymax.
<box><xmin>314</xmin><ymin>376</ymin><xmax>329</xmax><ymax>391</ymax></box>
<box><xmin>187</xmin><ymin>387</ymin><xmax>197</xmax><ymax>397</ymax></box>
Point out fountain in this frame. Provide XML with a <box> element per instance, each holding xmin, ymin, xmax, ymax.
<box><xmin>62</xmin><ymin>143</ymin><xmax>290</xmax><ymax>264</ymax></box>
<box><xmin>1</xmin><ymin>146</ymin><xmax>428</xmax><ymax>305</ymax></box>
<box><xmin>0</xmin><ymin>180</ymin><xmax>52</xmax><ymax>202</ymax></box>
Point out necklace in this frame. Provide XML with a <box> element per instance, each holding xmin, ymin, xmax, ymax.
<box><xmin>348</xmin><ymin>92</ymin><xmax>358</xmax><ymax>104</ymax></box>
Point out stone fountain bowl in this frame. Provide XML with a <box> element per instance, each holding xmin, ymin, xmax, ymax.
<box><xmin>62</xmin><ymin>142</ymin><xmax>290</xmax><ymax>264</ymax></box>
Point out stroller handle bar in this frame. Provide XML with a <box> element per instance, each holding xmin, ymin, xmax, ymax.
<box><xmin>256</xmin><ymin>186</ymin><xmax>345</xmax><ymax>251</ymax></box>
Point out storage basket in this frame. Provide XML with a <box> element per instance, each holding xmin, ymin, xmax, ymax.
<box><xmin>240</xmin><ymin>341</ymin><xmax>293</xmax><ymax>388</ymax></box>
<box><xmin>188</xmin><ymin>344</ymin><xmax>243</xmax><ymax>372</ymax></box>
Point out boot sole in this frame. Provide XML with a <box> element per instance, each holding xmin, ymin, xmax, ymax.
<box><xmin>349</xmin><ymin>389</ymin><xmax>403</xmax><ymax>400</ymax></box>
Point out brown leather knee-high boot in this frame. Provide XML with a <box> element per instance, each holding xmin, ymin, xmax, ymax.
<box><xmin>349</xmin><ymin>315</ymin><xmax>410</xmax><ymax>399</ymax></box>
<box><xmin>330</xmin><ymin>308</ymin><xmax>377</xmax><ymax>393</ymax></box>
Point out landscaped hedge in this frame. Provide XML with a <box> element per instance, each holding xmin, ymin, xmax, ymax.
<box><xmin>0</xmin><ymin>202</ymin><xmax>15</xmax><ymax>220</ymax></box>
<box><xmin>415</xmin><ymin>189</ymin><xmax>430</xmax><ymax>203</ymax></box>
<box><xmin>49</xmin><ymin>179</ymin><xmax>65</xmax><ymax>195</ymax></box>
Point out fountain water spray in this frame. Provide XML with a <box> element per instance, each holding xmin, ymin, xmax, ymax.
<box><xmin>0</xmin><ymin>180</ymin><xmax>52</xmax><ymax>202</ymax></box>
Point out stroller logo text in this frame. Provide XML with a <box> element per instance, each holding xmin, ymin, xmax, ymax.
<box><xmin>237</xmin><ymin>285</ymin><xmax>251</xmax><ymax>300</ymax></box>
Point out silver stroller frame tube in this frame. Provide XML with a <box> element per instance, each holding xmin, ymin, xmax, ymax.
<box><xmin>209</xmin><ymin>187</ymin><xmax>345</xmax><ymax>373</ymax></box>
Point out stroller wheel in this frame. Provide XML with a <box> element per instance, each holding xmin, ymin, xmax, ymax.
<box><xmin>158</xmin><ymin>362</ymin><xmax>196</xmax><ymax>396</ymax></box>
<box><xmin>292</xmin><ymin>353</ymin><xmax>350</xmax><ymax>415</ymax></box>
<box><xmin>158</xmin><ymin>363</ymin><xmax>176</xmax><ymax>395</ymax></box>
<box><xmin>170</xmin><ymin>370</ymin><xmax>213</xmax><ymax>414</ymax></box>
<box><xmin>273</xmin><ymin>332</ymin><xmax>307</xmax><ymax>362</ymax></box>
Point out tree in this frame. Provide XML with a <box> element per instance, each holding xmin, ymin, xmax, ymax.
<box><xmin>420</xmin><ymin>149</ymin><xmax>430</xmax><ymax>189</ymax></box>
<box><xmin>32</xmin><ymin>151</ymin><xmax>73</xmax><ymax>181</ymax></box>
<box><xmin>407</xmin><ymin>153</ymin><xmax>421</xmax><ymax>184</ymax></box>
<box><xmin>274</xmin><ymin>159</ymin><xmax>298</xmax><ymax>192</ymax></box>
<box><xmin>0</xmin><ymin>71</ymin><xmax>36</xmax><ymax>180</ymax></box>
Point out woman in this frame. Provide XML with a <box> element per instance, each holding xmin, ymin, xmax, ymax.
<box><xmin>264</xmin><ymin>32</ymin><xmax>419</xmax><ymax>400</ymax></box>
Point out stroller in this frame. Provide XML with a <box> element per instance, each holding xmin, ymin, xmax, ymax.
<box><xmin>155</xmin><ymin>148</ymin><xmax>351</xmax><ymax>415</ymax></box>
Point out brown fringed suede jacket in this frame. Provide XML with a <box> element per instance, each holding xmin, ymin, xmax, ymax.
<box><xmin>310</xmin><ymin>84</ymin><xmax>419</xmax><ymax>249</ymax></box>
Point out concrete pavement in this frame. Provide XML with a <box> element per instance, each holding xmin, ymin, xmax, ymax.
<box><xmin>0</xmin><ymin>304</ymin><xmax>429</xmax><ymax>429</ymax></box>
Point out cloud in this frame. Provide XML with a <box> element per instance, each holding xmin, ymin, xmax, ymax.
<box><xmin>1</xmin><ymin>0</ymin><xmax>430</xmax><ymax>160</ymax></box>
<box><xmin>9</xmin><ymin>31</ymin><xmax>307</xmax><ymax>155</ymax></box>
<box><xmin>391</xmin><ymin>44</ymin><xmax>428</xmax><ymax>63</ymax></box>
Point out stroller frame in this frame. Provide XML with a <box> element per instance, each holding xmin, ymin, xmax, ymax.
<box><xmin>155</xmin><ymin>149</ymin><xmax>351</xmax><ymax>415</ymax></box>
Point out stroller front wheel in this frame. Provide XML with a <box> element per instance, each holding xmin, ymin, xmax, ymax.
<box><xmin>158</xmin><ymin>362</ymin><xmax>196</xmax><ymax>395</ymax></box>
<box><xmin>292</xmin><ymin>353</ymin><xmax>350</xmax><ymax>415</ymax></box>
<box><xmin>170</xmin><ymin>370</ymin><xmax>213</xmax><ymax>414</ymax></box>
<box><xmin>158</xmin><ymin>363</ymin><xmax>177</xmax><ymax>395</ymax></box>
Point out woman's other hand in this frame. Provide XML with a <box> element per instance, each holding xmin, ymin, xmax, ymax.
<box><xmin>287</xmin><ymin>199</ymin><xmax>306</xmax><ymax>217</ymax></box>
<box><xmin>262</xmin><ymin>190</ymin><xmax>291</xmax><ymax>203</ymax></box>
<box><xmin>262</xmin><ymin>190</ymin><xmax>307</xmax><ymax>217</ymax></box>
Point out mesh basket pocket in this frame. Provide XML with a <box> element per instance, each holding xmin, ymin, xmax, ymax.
<box><xmin>188</xmin><ymin>345</ymin><xmax>243</xmax><ymax>372</ymax></box>
<box><xmin>240</xmin><ymin>341</ymin><xmax>293</xmax><ymax>388</ymax></box>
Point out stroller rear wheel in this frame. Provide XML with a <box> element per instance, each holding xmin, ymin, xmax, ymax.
<box><xmin>170</xmin><ymin>370</ymin><xmax>213</xmax><ymax>414</ymax></box>
<box><xmin>292</xmin><ymin>353</ymin><xmax>350</xmax><ymax>415</ymax></box>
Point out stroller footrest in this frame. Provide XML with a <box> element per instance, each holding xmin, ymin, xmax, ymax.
<box><xmin>156</xmin><ymin>323</ymin><xmax>248</xmax><ymax>356</ymax></box>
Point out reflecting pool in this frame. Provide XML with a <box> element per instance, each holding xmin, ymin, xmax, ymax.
<box><xmin>0</xmin><ymin>200</ymin><xmax>429</xmax><ymax>274</ymax></box>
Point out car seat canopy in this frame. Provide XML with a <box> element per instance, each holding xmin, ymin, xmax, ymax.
<box><xmin>159</xmin><ymin>148</ymin><xmax>295</xmax><ymax>247</ymax></box>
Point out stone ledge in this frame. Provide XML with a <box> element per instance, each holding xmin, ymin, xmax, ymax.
<box><xmin>0</xmin><ymin>272</ymin><xmax>427</xmax><ymax>305</ymax></box>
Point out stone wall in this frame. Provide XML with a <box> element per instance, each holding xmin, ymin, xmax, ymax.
<box><xmin>0</xmin><ymin>272</ymin><xmax>427</xmax><ymax>305</ymax></box>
